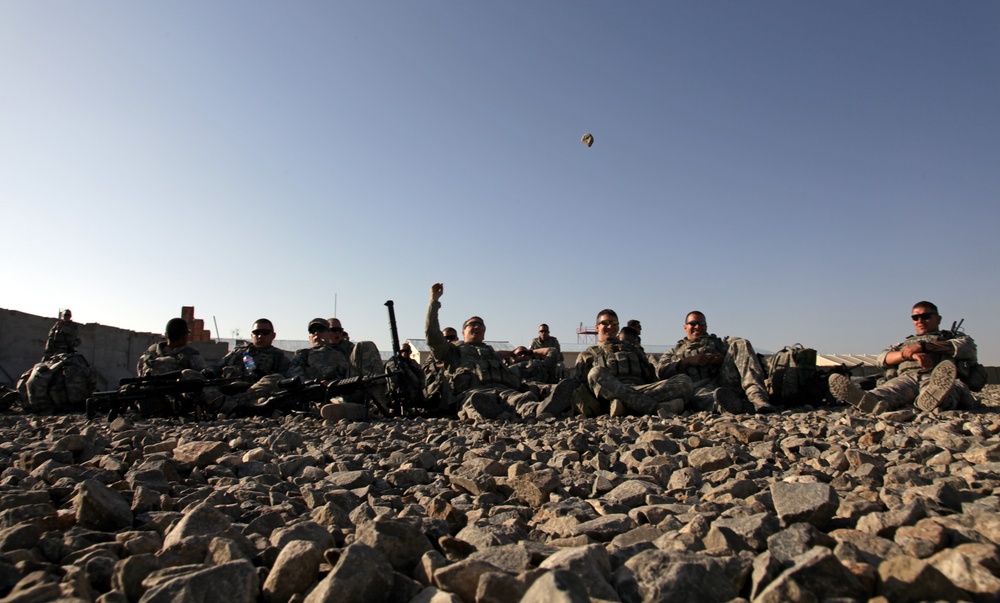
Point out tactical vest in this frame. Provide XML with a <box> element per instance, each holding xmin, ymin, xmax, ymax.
<box><xmin>891</xmin><ymin>331</ymin><xmax>958</xmax><ymax>377</ymax></box>
<box><xmin>297</xmin><ymin>346</ymin><xmax>350</xmax><ymax>382</ymax></box>
<box><xmin>671</xmin><ymin>335</ymin><xmax>727</xmax><ymax>382</ymax></box>
<box><xmin>591</xmin><ymin>343</ymin><xmax>647</xmax><ymax>385</ymax></box>
<box><xmin>451</xmin><ymin>343</ymin><xmax>520</xmax><ymax>394</ymax></box>
<box><xmin>141</xmin><ymin>344</ymin><xmax>201</xmax><ymax>376</ymax></box>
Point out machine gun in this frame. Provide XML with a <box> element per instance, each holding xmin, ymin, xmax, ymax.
<box><xmin>383</xmin><ymin>300</ymin><xmax>425</xmax><ymax>416</ymax></box>
<box><xmin>85</xmin><ymin>371</ymin><xmax>252</xmax><ymax>421</ymax></box>
<box><xmin>233</xmin><ymin>372</ymin><xmax>398</xmax><ymax>418</ymax></box>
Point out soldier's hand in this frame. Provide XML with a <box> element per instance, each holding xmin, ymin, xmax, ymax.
<box><xmin>914</xmin><ymin>353</ymin><xmax>934</xmax><ymax>370</ymax></box>
<box><xmin>707</xmin><ymin>354</ymin><xmax>725</xmax><ymax>365</ymax></box>
<box><xmin>900</xmin><ymin>344</ymin><xmax>923</xmax><ymax>361</ymax></box>
<box><xmin>431</xmin><ymin>283</ymin><xmax>444</xmax><ymax>301</ymax></box>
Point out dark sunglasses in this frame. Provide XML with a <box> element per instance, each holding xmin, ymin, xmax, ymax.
<box><xmin>686</xmin><ymin>321</ymin><xmax>706</xmax><ymax>327</ymax></box>
<box><xmin>444</xmin><ymin>335</ymin><xmax>458</xmax><ymax>341</ymax></box>
<box><xmin>309</xmin><ymin>325</ymin><xmax>329</xmax><ymax>334</ymax></box>
<box><xmin>911</xmin><ymin>313</ymin><xmax>937</xmax><ymax>322</ymax></box>
<box><xmin>465</xmin><ymin>321</ymin><xmax>485</xmax><ymax>329</ymax></box>
<box><xmin>329</xmin><ymin>327</ymin><xmax>344</xmax><ymax>333</ymax></box>
<box><xmin>597</xmin><ymin>320</ymin><xmax>619</xmax><ymax>327</ymax></box>
<box><xmin>251</xmin><ymin>329</ymin><xmax>273</xmax><ymax>336</ymax></box>
<box><xmin>539</xmin><ymin>330</ymin><xmax>549</xmax><ymax>334</ymax></box>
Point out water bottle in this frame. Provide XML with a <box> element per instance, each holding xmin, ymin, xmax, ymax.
<box><xmin>243</xmin><ymin>352</ymin><xmax>256</xmax><ymax>375</ymax></box>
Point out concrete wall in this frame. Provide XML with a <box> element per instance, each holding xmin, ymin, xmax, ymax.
<box><xmin>0</xmin><ymin>309</ymin><xmax>229</xmax><ymax>390</ymax></box>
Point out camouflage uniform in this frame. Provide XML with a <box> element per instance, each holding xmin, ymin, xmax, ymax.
<box><xmin>656</xmin><ymin>334</ymin><xmax>768</xmax><ymax>410</ymax></box>
<box><xmin>44</xmin><ymin>319</ymin><xmax>81</xmax><ymax>357</ymax></box>
<box><xmin>425</xmin><ymin>299</ymin><xmax>538</xmax><ymax>420</ymax></box>
<box><xmin>216</xmin><ymin>344</ymin><xmax>292</xmax><ymax>380</ymax></box>
<box><xmin>530</xmin><ymin>335</ymin><xmax>563</xmax><ymax>362</ymax></box>
<box><xmin>137</xmin><ymin>343</ymin><xmax>206</xmax><ymax>376</ymax></box>
<box><xmin>213</xmin><ymin>344</ymin><xmax>293</xmax><ymax>414</ymax></box>
<box><xmin>574</xmin><ymin>341</ymin><xmax>692</xmax><ymax>415</ymax></box>
<box><xmin>868</xmin><ymin>330</ymin><xmax>977</xmax><ymax>411</ymax></box>
<box><xmin>288</xmin><ymin>344</ymin><xmax>350</xmax><ymax>382</ymax></box>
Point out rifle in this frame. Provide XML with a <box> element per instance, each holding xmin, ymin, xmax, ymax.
<box><xmin>383</xmin><ymin>300</ymin><xmax>425</xmax><ymax>416</ymax></box>
<box><xmin>86</xmin><ymin>371</ymin><xmax>251</xmax><ymax>421</ymax></box>
<box><xmin>233</xmin><ymin>372</ymin><xmax>398</xmax><ymax>418</ymax></box>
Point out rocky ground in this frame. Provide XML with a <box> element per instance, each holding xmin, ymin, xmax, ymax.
<box><xmin>1</xmin><ymin>386</ymin><xmax>999</xmax><ymax>603</ymax></box>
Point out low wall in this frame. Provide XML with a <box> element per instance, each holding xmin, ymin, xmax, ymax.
<box><xmin>0</xmin><ymin>309</ymin><xmax>228</xmax><ymax>390</ymax></box>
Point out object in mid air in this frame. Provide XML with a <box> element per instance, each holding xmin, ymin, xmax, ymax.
<box><xmin>581</xmin><ymin>133</ymin><xmax>594</xmax><ymax>147</ymax></box>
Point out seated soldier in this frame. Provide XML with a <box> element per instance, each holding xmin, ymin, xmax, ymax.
<box><xmin>443</xmin><ymin>327</ymin><xmax>459</xmax><ymax>343</ymax></box>
<box><xmin>216</xmin><ymin>318</ymin><xmax>291</xmax><ymax>380</ymax></box>
<box><xmin>212</xmin><ymin>318</ymin><xmax>292</xmax><ymax>415</ymax></box>
<box><xmin>289</xmin><ymin>318</ymin><xmax>351</xmax><ymax>383</ymax></box>
<box><xmin>530</xmin><ymin>324</ymin><xmax>563</xmax><ymax>362</ymax></box>
<box><xmin>508</xmin><ymin>345</ymin><xmax>561</xmax><ymax>400</ymax></box>
<box><xmin>425</xmin><ymin>283</ymin><xmax>538</xmax><ymax>421</ymax></box>
<box><xmin>44</xmin><ymin>309</ymin><xmax>82</xmax><ymax>359</ymax></box>
<box><xmin>829</xmin><ymin>301</ymin><xmax>978</xmax><ymax>414</ymax></box>
<box><xmin>656</xmin><ymin>311</ymin><xmax>775</xmax><ymax>414</ymax></box>
<box><xmin>423</xmin><ymin>328</ymin><xmax>459</xmax><ymax>412</ymax></box>
<box><xmin>137</xmin><ymin>318</ymin><xmax>206</xmax><ymax>376</ymax></box>
<box><xmin>567</xmin><ymin>309</ymin><xmax>692</xmax><ymax>418</ymax></box>
<box><xmin>385</xmin><ymin>341</ymin><xmax>425</xmax><ymax>412</ymax></box>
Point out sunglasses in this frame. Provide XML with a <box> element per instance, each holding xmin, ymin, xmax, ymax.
<box><xmin>597</xmin><ymin>320</ymin><xmax>619</xmax><ymax>327</ymax></box>
<box><xmin>444</xmin><ymin>335</ymin><xmax>458</xmax><ymax>341</ymax></box>
<box><xmin>251</xmin><ymin>329</ymin><xmax>273</xmax><ymax>336</ymax></box>
<box><xmin>686</xmin><ymin>321</ymin><xmax>706</xmax><ymax>327</ymax></box>
<box><xmin>329</xmin><ymin>327</ymin><xmax>344</xmax><ymax>333</ymax></box>
<box><xmin>465</xmin><ymin>321</ymin><xmax>485</xmax><ymax>329</ymax></box>
<box><xmin>309</xmin><ymin>325</ymin><xmax>329</xmax><ymax>334</ymax></box>
<box><xmin>911</xmin><ymin>313</ymin><xmax>937</xmax><ymax>322</ymax></box>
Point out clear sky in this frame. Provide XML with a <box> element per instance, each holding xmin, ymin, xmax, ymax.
<box><xmin>2</xmin><ymin>2</ymin><xmax>998</xmax><ymax>364</ymax></box>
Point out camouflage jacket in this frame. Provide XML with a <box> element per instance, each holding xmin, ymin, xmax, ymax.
<box><xmin>574</xmin><ymin>340</ymin><xmax>655</xmax><ymax>386</ymax></box>
<box><xmin>425</xmin><ymin>299</ymin><xmax>521</xmax><ymax>395</ymax></box>
<box><xmin>137</xmin><ymin>342</ymin><xmax>206</xmax><ymax>376</ymax></box>
<box><xmin>879</xmin><ymin>330</ymin><xmax>977</xmax><ymax>379</ymax></box>
<box><xmin>217</xmin><ymin>344</ymin><xmax>292</xmax><ymax>380</ymax></box>
<box><xmin>656</xmin><ymin>334</ymin><xmax>728</xmax><ymax>383</ymax></box>
<box><xmin>45</xmin><ymin>320</ymin><xmax>81</xmax><ymax>355</ymax></box>
<box><xmin>288</xmin><ymin>344</ymin><xmax>350</xmax><ymax>382</ymax></box>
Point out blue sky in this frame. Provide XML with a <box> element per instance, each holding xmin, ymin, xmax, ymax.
<box><xmin>2</xmin><ymin>2</ymin><xmax>998</xmax><ymax>363</ymax></box>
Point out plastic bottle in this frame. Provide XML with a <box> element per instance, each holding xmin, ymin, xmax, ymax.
<box><xmin>243</xmin><ymin>352</ymin><xmax>256</xmax><ymax>375</ymax></box>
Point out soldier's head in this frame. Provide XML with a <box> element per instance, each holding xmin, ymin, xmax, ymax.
<box><xmin>251</xmin><ymin>319</ymin><xmax>276</xmax><ymax>349</ymax></box>
<box><xmin>463</xmin><ymin>316</ymin><xmax>486</xmax><ymax>344</ymax></box>
<box><xmin>512</xmin><ymin>346</ymin><xmax>532</xmax><ymax>362</ymax></box>
<box><xmin>627</xmin><ymin>319</ymin><xmax>641</xmax><ymax>334</ymax></box>
<box><xmin>620</xmin><ymin>326</ymin><xmax>638</xmax><ymax>345</ymax></box>
<box><xmin>911</xmin><ymin>301</ymin><xmax>941</xmax><ymax>335</ymax></box>
<box><xmin>308</xmin><ymin>318</ymin><xmax>333</xmax><ymax>345</ymax></box>
<box><xmin>443</xmin><ymin>327</ymin><xmax>459</xmax><ymax>343</ymax></box>
<box><xmin>165</xmin><ymin>318</ymin><xmax>191</xmax><ymax>347</ymax></box>
<box><xmin>327</xmin><ymin>318</ymin><xmax>345</xmax><ymax>346</ymax></box>
<box><xmin>537</xmin><ymin>324</ymin><xmax>550</xmax><ymax>341</ymax></box>
<box><xmin>61</xmin><ymin>309</ymin><xmax>73</xmax><ymax>322</ymax></box>
<box><xmin>400</xmin><ymin>342</ymin><xmax>413</xmax><ymax>358</ymax></box>
<box><xmin>596</xmin><ymin>309</ymin><xmax>619</xmax><ymax>343</ymax></box>
<box><xmin>684</xmin><ymin>311</ymin><xmax>707</xmax><ymax>341</ymax></box>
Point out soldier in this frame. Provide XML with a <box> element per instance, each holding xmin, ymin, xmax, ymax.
<box><xmin>216</xmin><ymin>318</ymin><xmax>291</xmax><ymax>380</ymax></box>
<box><xmin>425</xmin><ymin>283</ymin><xmax>538</xmax><ymax>420</ymax></box>
<box><xmin>44</xmin><ymin>309</ymin><xmax>81</xmax><ymax>358</ymax></box>
<box><xmin>656</xmin><ymin>311</ymin><xmax>775</xmax><ymax>414</ymax></box>
<box><xmin>530</xmin><ymin>324</ymin><xmax>562</xmax><ymax>361</ymax></box>
<box><xmin>829</xmin><ymin>301</ymin><xmax>978</xmax><ymax>413</ymax></box>
<box><xmin>570</xmin><ymin>309</ymin><xmax>693</xmax><ymax>417</ymax></box>
<box><xmin>443</xmin><ymin>327</ymin><xmax>459</xmax><ymax>343</ymax></box>
<box><xmin>288</xmin><ymin>318</ymin><xmax>350</xmax><ymax>383</ymax></box>
<box><xmin>137</xmin><ymin>318</ymin><xmax>206</xmax><ymax>376</ymax></box>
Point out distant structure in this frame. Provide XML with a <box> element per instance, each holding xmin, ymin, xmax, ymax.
<box><xmin>577</xmin><ymin>322</ymin><xmax>597</xmax><ymax>344</ymax></box>
<box><xmin>181</xmin><ymin>306</ymin><xmax>213</xmax><ymax>342</ymax></box>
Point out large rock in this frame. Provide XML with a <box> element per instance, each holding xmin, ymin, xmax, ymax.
<box><xmin>617</xmin><ymin>549</ymin><xmax>738</xmax><ymax>603</ymax></box>
<box><xmin>139</xmin><ymin>560</ymin><xmax>258</xmax><ymax>603</ymax></box>
<box><xmin>770</xmin><ymin>482</ymin><xmax>839</xmax><ymax>529</ymax></box>
<box><xmin>355</xmin><ymin>517</ymin><xmax>433</xmax><ymax>574</ymax></box>
<box><xmin>263</xmin><ymin>540</ymin><xmax>323</xmax><ymax>603</ymax></box>
<box><xmin>74</xmin><ymin>479</ymin><xmax>133</xmax><ymax>532</ymax></box>
<box><xmin>539</xmin><ymin>544</ymin><xmax>618</xmax><ymax>601</ymax></box>
<box><xmin>304</xmin><ymin>543</ymin><xmax>393</xmax><ymax>603</ymax></box>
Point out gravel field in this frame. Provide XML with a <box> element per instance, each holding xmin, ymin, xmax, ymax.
<box><xmin>0</xmin><ymin>388</ymin><xmax>999</xmax><ymax>602</ymax></box>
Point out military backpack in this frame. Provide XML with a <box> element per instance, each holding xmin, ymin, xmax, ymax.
<box><xmin>765</xmin><ymin>344</ymin><xmax>824</xmax><ymax>406</ymax></box>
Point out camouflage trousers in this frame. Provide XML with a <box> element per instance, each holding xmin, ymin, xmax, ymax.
<box><xmin>867</xmin><ymin>371</ymin><xmax>975</xmax><ymax>411</ymax></box>
<box><xmin>458</xmin><ymin>386</ymin><xmax>539</xmax><ymax>421</ymax></box>
<box><xmin>692</xmin><ymin>338</ymin><xmax>768</xmax><ymax>402</ymax></box>
<box><xmin>348</xmin><ymin>341</ymin><xmax>388</xmax><ymax>408</ymax></box>
<box><xmin>587</xmin><ymin>367</ymin><xmax>693</xmax><ymax>415</ymax></box>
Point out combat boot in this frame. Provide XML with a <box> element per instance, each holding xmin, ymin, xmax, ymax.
<box><xmin>915</xmin><ymin>360</ymin><xmax>957</xmax><ymax>413</ymax></box>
